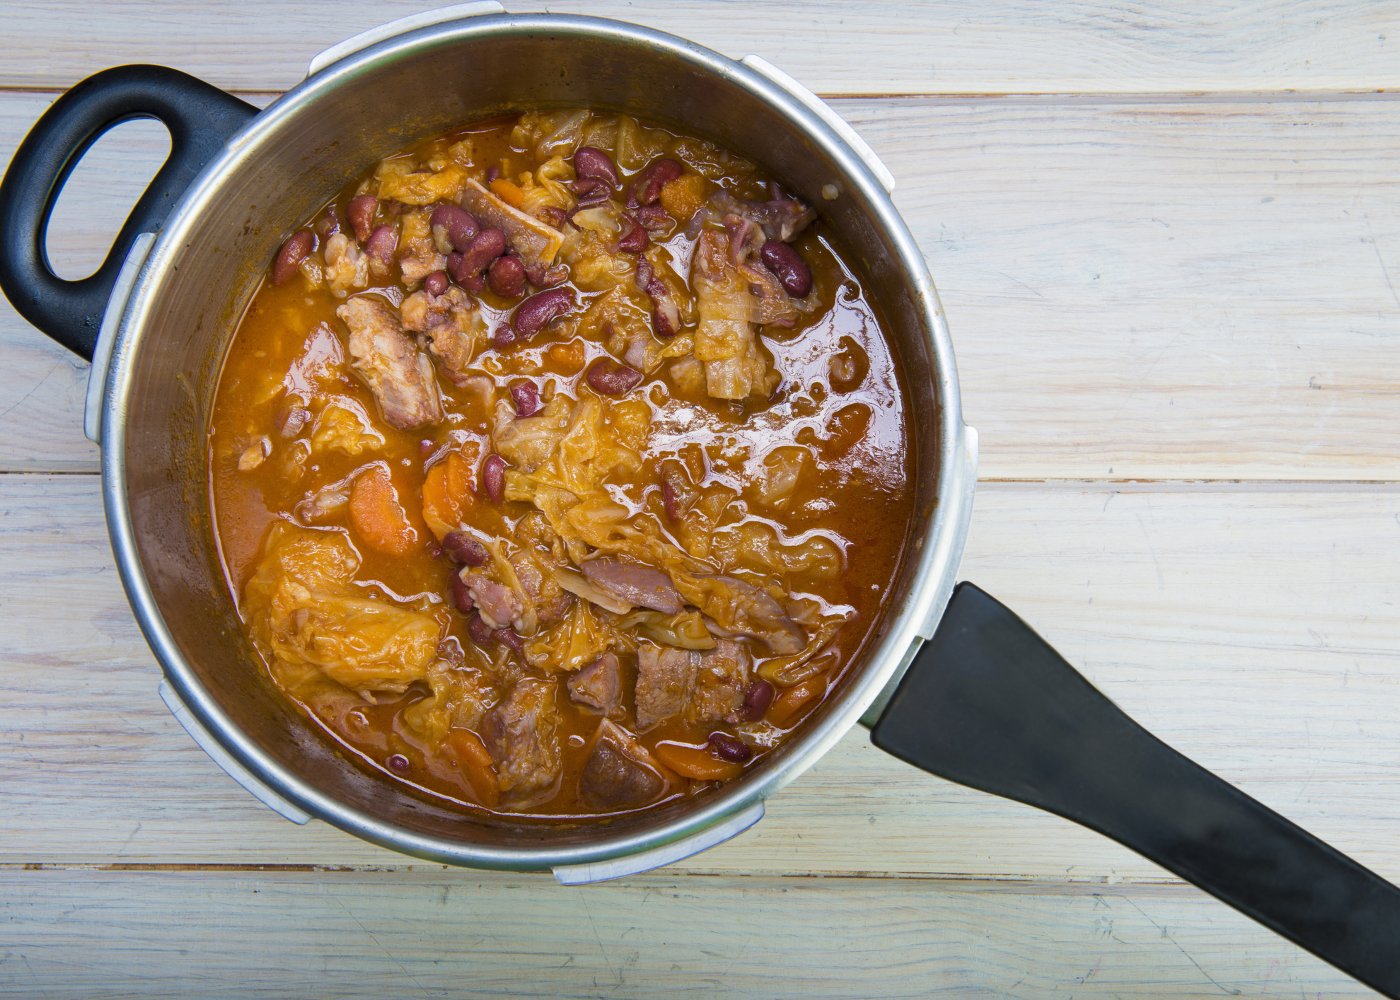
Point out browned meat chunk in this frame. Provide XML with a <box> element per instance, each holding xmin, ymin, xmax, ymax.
<box><xmin>459</xmin><ymin>178</ymin><xmax>565</xmax><ymax>268</ymax></box>
<box><xmin>580</xmin><ymin>557</ymin><xmax>684</xmax><ymax>615</ymax></box>
<box><xmin>691</xmin><ymin>230</ymin><xmax>777</xmax><ymax>401</ymax></box>
<box><xmin>693</xmin><ymin>638</ymin><xmax>753</xmax><ymax>723</ymax></box>
<box><xmin>461</xmin><ymin>571</ymin><xmax>524</xmax><ymax>631</ymax></box>
<box><xmin>711</xmin><ymin>189</ymin><xmax>815</xmax><ymax>243</ymax></box>
<box><xmin>635</xmin><ymin>643</ymin><xmax>697</xmax><ymax>730</ymax></box>
<box><xmin>708</xmin><ymin>575</ymin><xmax>805</xmax><ymax>655</ymax></box>
<box><xmin>510</xmin><ymin>547</ymin><xmax>574</xmax><ymax>629</ymax></box>
<box><xmin>579</xmin><ymin>719</ymin><xmax>665</xmax><ymax>810</ymax></box>
<box><xmin>481</xmin><ymin>677</ymin><xmax>561</xmax><ymax>806</ymax></box>
<box><xmin>568</xmin><ymin>651</ymin><xmax>622</xmax><ymax>716</ymax></box>
<box><xmin>337</xmin><ymin>296</ymin><xmax>443</xmax><ymax>430</ymax></box>
<box><xmin>400</xmin><ymin>284</ymin><xmax>484</xmax><ymax>385</ymax></box>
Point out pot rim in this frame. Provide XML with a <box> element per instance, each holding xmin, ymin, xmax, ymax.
<box><xmin>99</xmin><ymin>11</ymin><xmax>975</xmax><ymax>870</ymax></box>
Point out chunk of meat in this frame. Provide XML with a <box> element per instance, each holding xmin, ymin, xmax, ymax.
<box><xmin>635</xmin><ymin>643</ymin><xmax>696</xmax><ymax>730</ymax></box>
<box><xmin>396</xmin><ymin>208</ymin><xmax>447</xmax><ymax>286</ymax></box>
<box><xmin>691</xmin><ymin>574</ymin><xmax>806</xmax><ymax>655</ymax></box>
<box><xmin>461</xmin><ymin>571</ymin><xmax>524</xmax><ymax>631</ymax></box>
<box><xmin>579</xmin><ymin>719</ymin><xmax>665</xmax><ymax>810</ymax></box>
<box><xmin>323</xmin><ymin>233</ymin><xmax>370</xmax><ymax>296</ymax></box>
<box><xmin>400</xmin><ymin>284</ymin><xmax>485</xmax><ymax>385</ymax></box>
<box><xmin>459</xmin><ymin>178</ymin><xmax>565</xmax><ymax>268</ymax></box>
<box><xmin>580</xmin><ymin>557</ymin><xmax>683</xmax><ymax>614</ymax></box>
<box><xmin>481</xmin><ymin>677</ymin><xmax>562</xmax><ymax>806</ymax></box>
<box><xmin>568</xmin><ymin>651</ymin><xmax>623</xmax><ymax>716</ymax></box>
<box><xmin>337</xmin><ymin>296</ymin><xmax>443</xmax><ymax>430</ymax></box>
<box><xmin>693</xmin><ymin>638</ymin><xmax>753</xmax><ymax>723</ymax></box>
<box><xmin>711</xmin><ymin>189</ymin><xmax>815</xmax><ymax>243</ymax></box>
<box><xmin>690</xmin><ymin>230</ymin><xmax>777</xmax><ymax>400</ymax></box>
<box><xmin>510</xmin><ymin>547</ymin><xmax>574</xmax><ymax>629</ymax></box>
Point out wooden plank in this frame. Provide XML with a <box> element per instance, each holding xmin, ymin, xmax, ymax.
<box><xmin>0</xmin><ymin>869</ymin><xmax>1368</xmax><ymax>997</ymax></box>
<box><xmin>4</xmin><ymin>474</ymin><xmax>1399</xmax><ymax>881</ymax></box>
<box><xmin>3</xmin><ymin>92</ymin><xmax>1398</xmax><ymax>478</ymax></box>
<box><xmin>3</xmin><ymin>1</ymin><xmax>1399</xmax><ymax>96</ymax></box>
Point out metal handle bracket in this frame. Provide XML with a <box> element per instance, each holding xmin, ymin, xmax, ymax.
<box><xmin>740</xmin><ymin>54</ymin><xmax>896</xmax><ymax>195</ymax></box>
<box><xmin>308</xmin><ymin>2</ymin><xmax>506</xmax><ymax>77</ymax></box>
<box><xmin>159</xmin><ymin>680</ymin><xmax>312</xmax><ymax>825</ymax></box>
<box><xmin>553</xmin><ymin>800</ymin><xmax>765</xmax><ymax>885</ymax></box>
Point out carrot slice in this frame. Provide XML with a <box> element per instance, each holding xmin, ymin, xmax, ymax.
<box><xmin>658</xmin><ymin>172</ymin><xmax>710</xmax><ymax>222</ymax></box>
<box><xmin>421</xmin><ymin>450</ymin><xmax>476</xmax><ymax>540</ymax></box>
<box><xmin>652</xmin><ymin>741</ymin><xmax>743</xmax><ymax>782</ymax></box>
<box><xmin>348</xmin><ymin>464</ymin><xmax>418</xmax><ymax>556</ymax></box>
<box><xmin>768</xmin><ymin>675</ymin><xmax>825</xmax><ymax>728</ymax></box>
<box><xmin>447</xmin><ymin>728</ymin><xmax>500</xmax><ymax>808</ymax></box>
<box><xmin>489</xmin><ymin>177</ymin><xmax>526</xmax><ymax>209</ymax></box>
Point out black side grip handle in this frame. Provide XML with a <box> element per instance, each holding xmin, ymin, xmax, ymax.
<box><xmin>0</xmin><ymin>65</ymin><xmax>257</xmax><ymax>360</ymax></box>
<box><xmin>872</xmin><ymin>583</ymin><xmax>1400</xmax><ymax>997</ymax></box>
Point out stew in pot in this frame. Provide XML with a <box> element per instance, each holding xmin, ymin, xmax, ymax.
<box><xmin>209</xmin><ymin>109</ymin><xmax>914</xmax><ymax>818</ymax></box>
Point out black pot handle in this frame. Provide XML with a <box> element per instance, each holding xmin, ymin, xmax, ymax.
<box><xmin>871</xmin><ymin>583</ymin><xmax>1400</xmax><ymax>997</ymax></box>
<box><xmin>0</xmin><ymin>65</ymin><xmax>257</xmax><ymax>360</ymax></box>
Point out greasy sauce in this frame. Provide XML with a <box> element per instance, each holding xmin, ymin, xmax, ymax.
<box><xmin>209</xmin><ymin>111</ymin><xmax>913</xmax><ymax>819</ymax></box>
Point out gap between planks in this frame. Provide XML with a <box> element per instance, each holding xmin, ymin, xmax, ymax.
<box><xmin>0</xmin><ymin>863</ymin><xmax>1214</xmax><ymax>893</ymax></box>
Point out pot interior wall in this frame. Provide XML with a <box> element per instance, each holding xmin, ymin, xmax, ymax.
<box><xmin>118</xmin><ymin>19</ymin><xmax>942</xmax><ymax>856</ymax></box>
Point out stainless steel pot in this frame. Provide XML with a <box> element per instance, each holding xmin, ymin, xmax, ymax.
<box><xmin>3</xmin><ymin>5</ymin><xmax>1398</xmax><ymax>992</ymax></box>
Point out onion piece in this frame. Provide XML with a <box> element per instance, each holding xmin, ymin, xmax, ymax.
<box><xmin>552</xmin><ymin>566</ymin><xmax>634</xmax><ymax>615</ymax></box>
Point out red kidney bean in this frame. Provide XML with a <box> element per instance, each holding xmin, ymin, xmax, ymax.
<box><xmin>488</xmin><ymin>254</ymin><xmax>527</xmax><ymax>298</ymax></box>
<box><xmin>585</xmin><ymin>357</ymin><xmax>643</xmax><ymax>396</ymax></box>
<box><xmin>491</xmin><ymin>323</ymin><xmax>516</xmax><ymax>349</ymax></box>
<box><xmin>465</xmin><ymin>610</ymin><xmax>495</xmax><ymax>648</ymax></box>
<box><xmin>386</xmin><ymin>753</ymin><xmax>411</xmax><ymax>774</ymax></box>
<box><xmin>481</xmin><ymin>452</ymin><xmax>507</xmax><ymax>503</ymax></box>
<box><xmin>423</xmin><ymin>270</ymin><xmax>449</xmax><ymax>296</ymax></box>
<box><xmin>496</xmin><ymin>628</ymin><xmax>525</xmax><ymax>654</ymax></box>
<box><xmin>443</xmin><ymin>532</ymin><xmax>489</xmax><ymax>567</ymax></box>
<box><xmin>458</xmin><ymin>226</ymin><xmax>506</xmax><ymax>278</ymax></box>
<box><xmin>617</xmin><ymin>218</ymin><xmax>649</xmax><ymax>254</ymax></box>
<box><xmin>316</xmin><ymin>204</ymin><xmax>341</xmax><ymax>238</ymax></box>
<box><xmin>537</xmin><ymin>206</ymin><xmax>569</xmax><ymax>230</ymax></box>
<box><xmin>634</xmin><ymin>203</ymin><xmax>671</xmax><ymax>233</ymax></box>
<box><xmin>348</xmin><ymin>194</ymin><xmax>377</xmax><ymax>242</ymax></box>
<box><xmin>485</xmin><ymin>165</ymin><xmax>501</xmax><ymax>184</ymax></box>
<box><xmin>364</xmin><ymin>224</ymin><xmax>398</xmax><ymax>263</ymax></box>
<box><xmin>633</xmin><ymin>157</ymin><xmax>682</xmax><ymax>206</ymax></box>
<box><xmin>737</xmin><ymin>680</ymin><xmax>776</xmax><ymax>722</ymax></box>
<box><xmin>430</xmin><ymin>203</ymin><xmax>479</xmax><ymax>253</ymax></box>
<box><xmin>510</xmin><ymin>380</ymin><xmax>540</xmax><ymax>417</ymax></box>
<box><xmin>759</xmin><ymin>241</ymin><xmax>813</xmax><ymax>297</ymax></box>
<box><xmin>524</xmin><ymin>260</ymin><xmax>569</xmax><ymax>288</ymax></box>
<box><xmin>572</xmin><ymin>177</ymin><xmax>613</xmax><ymax>207</ymax></box>
<box><xmin>708</xmin><ymin>732</ymin><xmax>753</xmax><ymax>763</ymax></box>
<box><xmin>450</xmin><ymin>572</ymin><xmax>476</xmax><ymax>614</ymax></box>
<box><xmin>510</xmin><ymin>286</ymin><xmax>576</xmax><ymax>339</ymax></box>
<box><xmin>573</xmin><ymin>146</ymin><xmax>619</xmax><ymax>186</ymax></box>
<box><xmin>271</xmin><ymin>229</ymin><xmax>314</xmax><ymax>284</ymax></box>
<box><xmin>659</xmin><ymin>472</ymin><xmax>683</xmax><ymax>521</ymax></box>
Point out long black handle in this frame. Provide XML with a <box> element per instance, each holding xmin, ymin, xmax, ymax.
<box><xmin>0</xmin><ymin>65</ymin><xmax>256</xmax><ymax>360</ymax></box>
<box><xmin>871</xmin><ymin>583</ymin><xmax>1400</xmax><ymax>997</ymax></box>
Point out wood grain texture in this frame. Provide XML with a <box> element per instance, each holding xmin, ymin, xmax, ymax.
<box><xmin>3</xmin><ymin>92</ymin><xmax>1398</xmax><ymax>478</ymax></box>
<box><xmin>3</xmin><ymin>4</ymin><xmax>1398</xmax><ymax>995</ymax></box>
<box><xmin>5</xmin><ymin>475</ymin><xmax>1398</xmax><ymax>885</ymax></box>
<box><xmin>0</xmin><ymin>870</ymin><xmax>1370</xmax><ymax>999</ymax></box>
<box><xmin>3</xmin><ymin>0</ymin><xmax>1398</xmax><ymax>96</ymax></box>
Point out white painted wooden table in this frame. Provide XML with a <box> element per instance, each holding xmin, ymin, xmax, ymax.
<box><xmin>2</xmin><ymin>2</ymin><xmax>1398</xmax><ymax>996</ymax></box>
